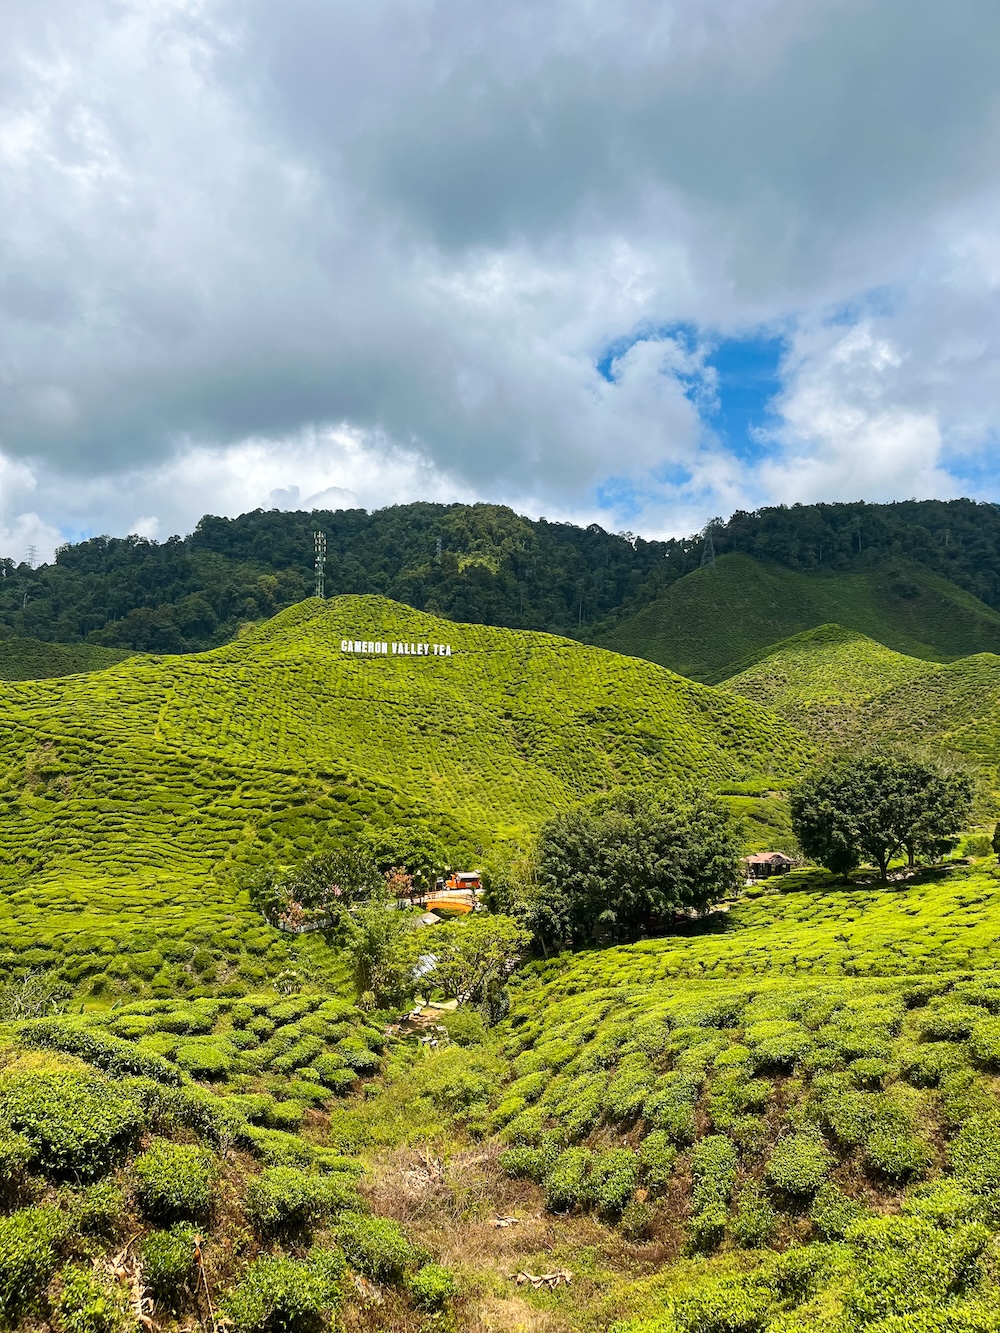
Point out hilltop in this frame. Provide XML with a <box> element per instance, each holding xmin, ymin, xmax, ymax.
<box><xmin>0</xmin><ymin>595</ymin><xmax>812</xmax><ymax>892</ymax></box>
<box><xmin>0</xmin><ymin>635</ymin><xmax>133</xmax><ymax>680</ymax></box>
<box><xmin>720</xmin><ymin>622</ymin><xmax>1000</xmax><ymax>787</ymax></box>
<box><xmin>6</xmin><ymin>497</ymin><xmax>1000</xmax><ymax>659</ymax></box>
<box><xmin>594</xmin><ymin>552</ymin><xmax>1000</xmax><ymax>681</ymax></box>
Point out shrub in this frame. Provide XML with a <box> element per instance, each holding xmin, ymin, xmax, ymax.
<box><xmin>865</xmin><ymin>1131</ymin><xmax>931</xmax><ymax>1183</ymax></box>
<box><xmin>334</xmin><ymin>1212</ymin><xmax>416</xmax><ymax>1283</ymax></box>
<box><xmin>0</xmin><ymin>1068</ymin><xmax>144</xmax><ymax>1178</ymax></box>
<box><xmin>544</xmin><ymin>1147</ymin><xmax>592</xmax><ymax>1212</ymax></box>
<box><xmin>730</xmin><ymin>1185</ymin><xmax>776</xmax><ymax>1248</ymax></box>
<box><xmin>133</xmin><ymin>1139</ymin><xmax>216</xmax><ymax>1220</ymax></box>
<box><xmin>589</xmin><ymin>1149</ymin><xmax>639</xmax><ymax>1218</ymax></box>
<box><xmin>810</xmin><ymin>1181</ymin><xmax>865</xmax><ymax>1240</ymax></box>
<box><xmin>917</xmin><ymin>1005</ymin><xmax>981</xmax><ymax>1042</ymax></box>
<box><xmin>262</xmin><ymin>1101</ymin><xmax>305</xmax><ymax>1132</ymax></box>
<box><xmin>173</xmin><ymin>1039</ymin><xmax>231</xmax><ymax>1080</ymax></box>
<box><xmin>765</xmin><ymin>1135</ymin><xmax>833</xmax><ymax>1196</ymax></box>
<box><xmin>843</xmin><ymin>1216</ymin><xmax>990</xmax><ymax>1323</ymax></box>
<box><xmin>620</xmin><ymin>1200</ymin><xmax>657</xmax><ymax>1241</ymax></box>
<box><xmin>639</xmin><ymin>1131</ymin><xmax>677</xmax><ymax>1191</ymax></box>
<box><xmin>950</xmin><ymin>1114</ymin><xmax>1000</xmax><ymax>1206</ymax></box>
<box><xmin>498</xmin><ymin>1147</ymin><xmax>546</xmax><ymax>1181</ymax></box>
<box><xmin>0</xmin><ymin>1206</ymin><xmax>69</xmax><ymax>1322</ymax></box>
<box><xmin>245</xmin><ymin>1167</ymin><xmax>358</xmax><ymax>1232</ymax></box>
<box><xmin>671</xmin><ymin>1273</ymin><xmax>774</xmax><ymax>1330</ymax></box>
<box><xmin>223</xmin><ymin>1252</ymin><xmax>343</xmax><ymax>1333</ymax></box>
<box><xmin>0</xmin><ymin>1130</ymin><xmax>32</xmax><ymax>1182</ymax></box>
<box><xmin>311</xmin><ymin>1055</ymin><xmax>357</xmax><ymax>1094</ymax></box>
<box><xmin>408</xmin><ymin>1263</ymin><xmax>458</xmax><ymax>1310</ymax></box>
<box><xmin>141</xmin><ymin>1226</ymin><xmax>197</xmax><ymax>1304</ymax></box>
<box><xmin>687</xmin><ymin>1202</ymin><xmax>728</xmax><ymax>1255</ymax></box>
<box><xmin>58</xmin><ymin>1262</ymin><xmax>131</xmax><ymax>1333</ymax></box>
<box><xmin>902</xmin><ymin>1180</ymin><xmax>981</xmax><ymax>1228</ymax></box>
<box><xmin>849</xmin><ymin>1058</ymin><xmax>890</xmax><ymax>1089</ymax></box>
<box><xmin>70</xmin><ymin>1181</ymin><xmax>127</xmax><ymax>1236</ymax></box>
<box><xmin>18</xmin><ymin>1022</ymin><xmax>181</xmax><ymax>1084</ymax></box>
<box><xmin>968</xmin><ymin>1017</ymin><xmax>1000</xmax><ymax>1070</ymax></box>
<box><xmin>900</xmin><ymin>1044</ymin><xmax>967</xmax><ymax>1089</ymax></box>
<box><xmin>643</xmin><ymin>1076</ymin><xmax>698</xmax><ymax>1146</ymax></box>
<box><xmin>691</xmin><ymin>1135</ymin><xmax>738</xmax><ymax>1214</ymax></box>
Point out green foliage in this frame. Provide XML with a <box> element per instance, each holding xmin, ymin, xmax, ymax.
<box><xmin>343</xmin><ymin>884</ymin><xmax>416</xmax><ymax>1008</ymax></box>
<box><xmin>334</xmin><ymin>1212</ymin><xmax>416</xmax><ymax>1283</ymax></box>
<box><xmin>0</xmin><ymin>1205</ymin><xmax>69</xmax><ymax>1321</ymax></box>
<box><xmin>534</xmin><ymin>789</ymin><xmax>744</xmax><ymax>948</ymax></box>
<box><xmin>843</xmin><ymin>1215</ymin><xmax>990</xmax><ymax>1323</ymax></box>
<box><xmin>765</xmin><ymin>1134</ymin><xmax>834</xmax><ymax>1196</ymax></box>
<box><xmin>730</xmin><ymin>1184</ymin><xmax>776</xmax><ymax>1248</ymax></box>
<box><xmin>132</xmin><ymin>1139</ymin><xmax>216</xmax><ymax>1220</ymax></box>
<box><xmin>810</xmin><ymin>1182</ymin><xmax>865</xmax><ymax>1239</ymax></box>
<box><xmin>0</xmin><ymin>1066</ymin><xmax>143</xmax><ymax>1177</ymax></box>
<box><xmin>423</xmin><ymin>915</ymin><xmax>530</xmax><ymax>1007</ymax></box>
<box><xmin>791</xmin><ymin>752</ymin><xmax>972</xmax><ymax>880</ymax></box>
<box><xmin>408</xmin><ymin>1263</ymin><xmax>458</xmax><ymax>1311</ymax></box>
<box><xmin>544</xmin><ymin>1147</ymin><xmax>593</xmax><ymax>1212</ymax></box>
<box><xmin>141</xmin><ymin>1226</ymin><xmax>196</xmax><ymax>1303</ymax></box>
<box><xmin>222</xmin><ymin>1250</ymin><xmax>343</xmax><ymax>1333</ymax></box>
<box><xmin>245</xmin><ymin>1167</ymin><xmax>358</xmax><ymax>1232</ymax></box>
<box><xmin>58</xmin><ymin>1263</ymin><xmax>131</xmax><ymax>1333</ymax></box>
<box><xmin>589</xmin><ymin>1149</ymin><xmax>639</xmax><ymax>1218</ymax></box>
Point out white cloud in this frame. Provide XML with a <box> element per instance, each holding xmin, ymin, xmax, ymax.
<box><xmin>1</xmin><ymin>0</ymin><xmax>1000</xmax><ymax>551</ymax></box>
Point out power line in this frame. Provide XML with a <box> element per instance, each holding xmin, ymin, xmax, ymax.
<box><xmin>25</xmin><ymin>545</ymin><xmax>37</xmax><ymax>570</ymax></box>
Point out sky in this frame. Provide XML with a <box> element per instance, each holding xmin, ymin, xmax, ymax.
<box><xmin>3</xmin><ymin>1</ymin><xmax>1000</xmax><ymax>562</ymax></box>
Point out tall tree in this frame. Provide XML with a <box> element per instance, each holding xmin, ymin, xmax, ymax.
<box><xmin>790</xmin><ymin>753</ymin><xmax>973</xmax><ymax>882</ymax></box>
<box><xmin>533</xmin><ymin>789</ymin><xmax>743</xmax><ymax>948</ymax></box>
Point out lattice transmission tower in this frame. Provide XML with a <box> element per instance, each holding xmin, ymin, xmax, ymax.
<box><xmin>314</xmin><ymin>530</ymin><xmax>327</xmax><ymax>599</ymax></box>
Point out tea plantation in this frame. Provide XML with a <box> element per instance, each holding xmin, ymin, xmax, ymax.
<box><xmin>8</xmin><ymin>594</ymin><xmax>1000</xmax><ymax>1331</ymax></box>
<box><xmin>0</xmin><ymin>638</ymin><xmax>134</xmax><ymax>681</ymax></box>
<box><xmin>596</xmin><ymin>553</ymin><xmax>1000</xmax><ymax>681</ymax></box>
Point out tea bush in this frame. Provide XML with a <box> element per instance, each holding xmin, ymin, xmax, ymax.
<box><xmin>0</xmin><ymin>1067</ymin><xmax>143</xmax><ymax>1177</ymax></box>
<box><xmin>58</xmin><ymin>1262</ymin><xmax>131</xmax><ymax>1333</ymax></box>
<box><xmin>765</xmin><ymin>1134</ymin><xmax>834</xmax><ymax>1196</ymax></box>
<box><xmin>132</xmin><ymin>1139</ymin><xmax>216</xmax><ymax>1220</ymax></box>
<box><xmin>334</xmin><ymin>1212</ymin><xmax>416</xmax><ymax>1283</ymax></box>
<box><xmin>244</xmin><ymin>1167</ymin><xmax>358</xmax><ymax>1232</ymax></box>
<box><xmin>408</xmin><ymin>1262</ymin><xmax>458</xmax><ymax>1311</ymax></box>
<box><xmin>0</xmin><ymin>1205</ymin><xmax>69</xmax><ymax>1321</ymax></box>
<box><xmin>731</xmin><ymin>1184</ymin><xmax>776</xmax><ymax>1248</ymax></box>
<box><xmin>223</xmin><ymin>1251</ymin><xmax>343</xmax><ymax>1333</ymax></box>
<box><xmin>141</xmin><ymin>1226</ymin><xmax>197</xmax><ymax>1304</ymax></box>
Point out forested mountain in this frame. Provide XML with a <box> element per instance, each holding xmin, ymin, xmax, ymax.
<box><xmin>3</xmin><ymin>496</ymin><xmax>1000</xmax><ymax>654</ymax></box>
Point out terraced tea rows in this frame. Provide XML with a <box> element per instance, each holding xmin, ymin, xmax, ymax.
<box><xmin>0</xmin><ymin>596</ymin><xmax>814</xmax><ymax>900</ymax></box>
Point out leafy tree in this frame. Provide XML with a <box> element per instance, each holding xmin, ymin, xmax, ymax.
<box><xmin>343</xmin><ymin>884</ymin><xmax>415</xmax><ymax>1010</ymax></box>
<box><xmin>361</xmin><ymin>826</ymin><xmax>452</xmax><ymax>895</ymax></box>
<box><xmin>790</xmin><ymin>753</ymin><xmax>973</xmax><ymax>882</ymax></box>
<box><xmin>533</xmin><ymin>790</ymin><xmax>743</xmax><ymax>948</ymax></box>
<box><xmin>423</xmin><ymin>915</ymin><xmax>530</xmax><ymax>1008</ymax></box>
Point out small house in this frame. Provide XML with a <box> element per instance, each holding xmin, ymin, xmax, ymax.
<box><xmin>744</xmin><ymin>852</ymin><xmax>795</xmax><ymax>881</ymax></box>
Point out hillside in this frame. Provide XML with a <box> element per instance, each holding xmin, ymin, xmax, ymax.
<box><xmin>0</xmin><ymin>635</ymin><xmax>133</xmax><ymax>680</ymax></box>
<box><xmin>0</xmin><ymin>594</ymin><xmax>812</xmax><ymax>894</ymax></box>
<box><xmin>6</xmin><ymin>497</ymin><xmax>1000</xmax><ymax>656</ymax></box>
<box><xmin>595</xmin><ymin>552</ymin><xmax>1000</xmax><ymax>681</ymax></box>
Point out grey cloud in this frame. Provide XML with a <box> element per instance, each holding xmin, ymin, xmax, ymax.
<box><xmin>1</xmin><ymin>0</ymin><xmax>1000</xmax><ymax>550</ymax></box>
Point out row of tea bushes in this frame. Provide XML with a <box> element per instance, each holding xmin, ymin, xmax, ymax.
<box><xmin>0</xmin><ymin>989</ymin><xmax>457</xmax><ymax>1332</ymax></box>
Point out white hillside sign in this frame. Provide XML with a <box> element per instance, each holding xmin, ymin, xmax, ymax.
<box><xmin>341</xmin><ymin>639</ymin><xmax>453</xmax><ymax>657</ymax></box>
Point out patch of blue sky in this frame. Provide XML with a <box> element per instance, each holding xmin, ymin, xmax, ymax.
<box><xmin>595</xmin><ymin>322</ymin><xmax>787</xmax><ymax>466</ymax></box>
<box><xmin>938</xmin><ymin>438</ymin><xmax>1000</xmax><ymax>498</ymax></box>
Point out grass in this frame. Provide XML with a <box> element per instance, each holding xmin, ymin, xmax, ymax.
<box><xmin>594</xmin><ymin>552</ymin><xmax>1000</xmax><ymax>681</ymax></box>
<box><xmin>0</xmin><ymin>637</ymin><xmax>133</xmax><ymax>681</ymax></box>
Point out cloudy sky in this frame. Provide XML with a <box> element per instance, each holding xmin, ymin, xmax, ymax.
<box><xmin>3</xmin><ymin>0</ymin><xmax>1000</xmax><ymax>562</ymax></box>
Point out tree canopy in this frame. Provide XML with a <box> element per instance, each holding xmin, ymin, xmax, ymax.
<box><xmin>790</xmin><ymin>753</ymin><xmax>974</xmax><ymax>882</ymax></box>
<box><xmin>530</xmin><ymin>789</ymin><xmax>743</xmax><ymax>948</ymax></box>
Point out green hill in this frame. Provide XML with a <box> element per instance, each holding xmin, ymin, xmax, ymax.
<box><xmin>594</xmin><ymin>552</ymin><xmax>1000</xmax><ymax>681</ymax></box>
<box><xmin>0</xmin><ymin>635</ymin><xmax>133</xmax><ymax>680</ymax></box>
<box><xmin>722</xmin><ymin>623</ymin><xmax>1000</xmax><ymax>786</ymax></box>
<box><xmin>0</xmin><ymin>595</ymin><xmax>812</xmax><ymax>968</ymax></box>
